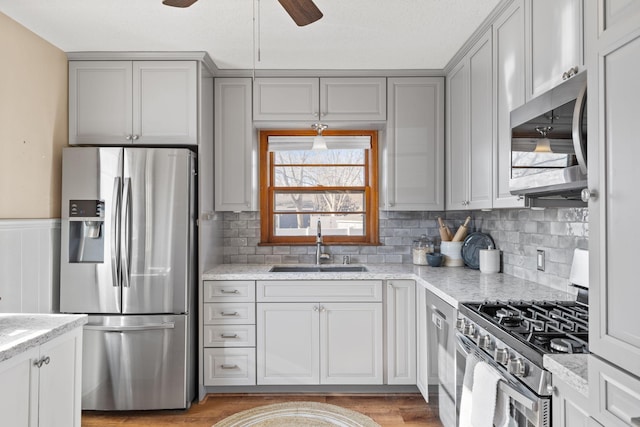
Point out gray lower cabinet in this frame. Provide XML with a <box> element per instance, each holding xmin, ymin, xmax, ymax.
<box><xmin>214</xmin><ymin>78</ymin><xmax>256</xmax><ymax>212</ymax></box>
<box><xmin>383</xmin><ymin>77</ymin><xmax>445</xmax><ymax>211</ymax></box>
<box><xmin>255</xmin><ymin>280</ymin><xmax>383</xmax><ymax>386</ymax></box>
<box><xmin>385</xmin><ymin>280</ymin><xmax>416</xmax><ymax>385</ymax></box>
<box><xmin>551</xmin><ymin>376</ymin><xmax>589</xmax><ymax>427</ymax></box>
<box><xmin>69</xmin><ymin>60</ymin><xmax>198</xmax><ymax>146</ymax></box>
<box><xmin>202</xmin><ymin>280</ymin><xmax>256</xmax><ymax>386</ymax></box>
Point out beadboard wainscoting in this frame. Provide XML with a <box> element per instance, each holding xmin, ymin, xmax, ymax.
<box><xmin>0</xmin><ymin>219</ymin><xmax>61</xmax><ymax>313</ymax></box>
<box><xmin>221</xmin><ymin>208</ymin><xmax>588</xmax><ymax>294</ymax></box>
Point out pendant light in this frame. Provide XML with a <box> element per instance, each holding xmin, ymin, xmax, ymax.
<box><xmin>534</xmin><ymin>126</ymin><xmax>553</xmax><ymax>153</ymax></box>
<box><xmin>311</xmin><ymin>123</ymin><xmax>328</xmax><ymax>150</ymax></box>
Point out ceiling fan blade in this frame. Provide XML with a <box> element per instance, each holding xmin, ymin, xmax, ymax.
<box><xmin>162</xmin><ymin>0</ymin><xmax>198</xmax><ymax>8</ymax></box>
<box><xmin>277</xmin><ymin>0</ymin><xmax>323</xmax><ymax>26</ymax></box>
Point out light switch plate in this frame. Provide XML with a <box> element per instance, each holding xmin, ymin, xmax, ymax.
<box><xmin>537</xmin><ymin>249</ymin><xmax>545</xmax><ymax>271</ymax></box>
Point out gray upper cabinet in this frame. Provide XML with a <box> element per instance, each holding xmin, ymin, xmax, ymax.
<box><xmin>69</xmin><ymin>61</ymin><xmax>198</xmax><ymax>146</ymax></box>
<box><xmin>586</xmin><ymin>0</ymin><xmax>640</xmax><ymax>403</ymax></box>
<box><xmin>253</xmin><ymin>77</ymin><xmax>386</xmax><ymax>121</ymax></box>
<box><xmin>253</xmin><ymin>78</ymin><xmax>319</xmax><ymax>121</ymax></box>
<box><xmin>215</xmin><ymin>78</ymin><xmax>256</xmax><ymax>212</ymax></box>
<box><xmin>446</xmin><ymin>30</ymin><xmax>494</xmax><ymax>211</ymax></box>
<box><xmin>383</xmin><ymin>77</ymin><xmax>444</xmax><ymax>211</ymax></box>
<box><xmin>493</xmin><ymin>0</ymin><xmax>527</xmax><ymax>209</ymax></box>
<box><xmin>526</xmin><ymin>0</ymin><xmax>584</xmax><ymax>100</ymax></box>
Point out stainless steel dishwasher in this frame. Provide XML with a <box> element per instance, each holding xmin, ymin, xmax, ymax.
<box><xmin>427</xmin><ymin>290</ymin><xmax>457</xmax><ymax>427</ymax></box>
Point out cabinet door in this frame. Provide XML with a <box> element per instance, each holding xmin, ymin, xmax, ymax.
<box><xmin>385</xmin><ymin>280</ymin><xmax>416</xmax><ymax>385</ymax></box>
<box><xmin>253</xmin><ymin>77</ymin><xmax>319</xmax><ymax>121</ymax></box>
<box><xmin>320</xmin><ymin>302</ymin><xmax>383</xmax><ymax>385</ymax></box>
<box><xmin>256</xmin><ymin>302</ymin><xmax>320</xmax><ymax>385</ymax></box>
<box><xmin>69</xmin><ymin>61</ymin><xmax>133</xmax><ymax>145</ymax></box>
<box><xmin>526</xmin><ymin>0</ymin><xmax>583</xmax><ymax>100</ymax></box>
<box><xmin>415</xmin><ymin>284</ymin><xmax>430</xmax><ymax>401</ymax></box>
<box><xmin>0</xmin><ymin>346</ymin><xmax>39</xmax><ymax>427</ymax></box>
<box><xmin>552</xmin><ymin>376</ymin><xmax>589</xmax><ymax>427</ymax></box>
<box><xmin>588</xmin><ymin>356</ymin><xmax>640</xmax><ymax>427</ymax></box>
<box><xmin>37</xmin><ymin>329</ymin><xmax>83</xmax><ymax>427</ymax></box>
<box><xmin>493</xmin><ymin>0</ymin><xmax>527</xmax><ymax>208</ymax></box>
<box><xmin>586</xmin><ymin>1</ymin><xmax>640</xmax><ymax>380</ymax></box>
<box><xmin>214</xmin><ymin>78</ymin><xmax>256</xmax><ymax>211</ymax></box>
<box><xmin>320</xmin><ymin>77</ymin><xmax>386</xmax><ymax>121</ymax></box>
<box><xmin>384</xmin><ymin>77</ymin><xmax>445</xmax><ymax>211</ymax></box>
<box><xmin>468</xmin><ymin>30</ymin><xmax>494</xmax><ymax>210</ymax></box>
<box><xmin>132</xmin><ymin>61</ymin><xmax>197</xmax><ymax>145</ymax></box>
<box><xmin>446</xmin><ymin>59</ymin><xmax>470</xmax><ymax>210</ymax></box>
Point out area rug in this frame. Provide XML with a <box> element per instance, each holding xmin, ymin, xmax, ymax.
<box><xmin>214</xmin><ymin>401</ymin><xmax>381</xmax><ymax>427</ymax></box>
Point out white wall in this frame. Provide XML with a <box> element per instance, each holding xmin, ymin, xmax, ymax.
<box><xmin>0</xmin><ymin>220</ymin><xmax>60</xmax><ymax>313</ymax></box>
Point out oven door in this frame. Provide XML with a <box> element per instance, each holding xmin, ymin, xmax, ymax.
<box><xmin>456</xmin><ymin>333</ymin><xmax>550</xmax><ymax>427</ymax></box>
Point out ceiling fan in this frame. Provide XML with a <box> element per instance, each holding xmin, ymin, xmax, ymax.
<box><xmin>162</xmin><ymin>0</ymin><xmax>323</xmax><ymax>26</ymax></box>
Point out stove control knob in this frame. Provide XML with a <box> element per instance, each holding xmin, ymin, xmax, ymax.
<box><xmin>463</xmin><ymin>323</ymin><xmax>475</xmax><ymax>337</ymax></box>
<box><xmin>455</xmin><ymin>318</ymin><xmax>466</xmax><ymax>332</ymax></box>
<box><xmin>508</xmin><ymin>358</ymin><xmax>528</xmax><ymax>377</ymax></box>
<box><xmin>478</xmin><ymin>334</ymin><xmax>492</xmax><ymax>350</ymax></box>
<box><xmin>494</xmin><ymin>348</ymin><xmax>509</xmax><ymax>365</ymax></box>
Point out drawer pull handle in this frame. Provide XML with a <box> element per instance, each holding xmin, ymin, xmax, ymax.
<box><xmin>221</xmin><ymin>364</ymin><xmax>239</xmax><ymax>369</ymax></box>
<box><xmin>220</xmin><ymin>289</ymin><xmax>240</xmax><ymax>294</ymax></box>
<box><xmin>221</xmin><ymin>312</ymin><xmax>240</xmax><ymax>317</ymax></box>
<box><xmin>221</xmin><ymin>333</ymin><xmax>239</xmax><ymax>338</ymax></box>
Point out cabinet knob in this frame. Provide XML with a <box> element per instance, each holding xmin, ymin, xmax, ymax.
<box><xmin>562</xmin><ymin>66</ymin><xmax>579</xmax><ymax>80</ymax></box>
<box><xmin>132</xmin><ymin>135</ymin><xmax>139</xmax><ymax>141</ymax></box>
<box><xmin>313</xmin><ymin>305</ymin><xmax>319</xmax><ymax>312</ymax></box>
<box><xmin>581</xmin><ymin>188</ymin><xmax>597</xmax><ymax>202</ymax></box>
<box><xmin>125</xmin><ymin>135</ymin><xmax>132</xmax><ymax>141</ymax></box>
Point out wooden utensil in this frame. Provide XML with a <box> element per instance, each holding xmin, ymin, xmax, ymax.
<box><xmin>438</xmin><ymin>217</ymin><xmax>453</xmax><ymax>242</ymax></box>
<box><xmin>452</xmin><ymin>216</ymin><xmax>471</xmax><ymax>242</ymax></box>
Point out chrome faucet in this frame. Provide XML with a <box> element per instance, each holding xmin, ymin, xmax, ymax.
<box><xmin>316</xmin><ymin>219</ymin><xmax>323</xmax><ymax>265</ymax></box>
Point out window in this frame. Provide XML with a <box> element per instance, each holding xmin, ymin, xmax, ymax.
<box><xmin>260</xmin><ymin>129</ymin><xmax>379</xmax><ymax>245</ymax></box>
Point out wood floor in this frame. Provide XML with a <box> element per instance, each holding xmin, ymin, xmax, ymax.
<box><xmin>82</xmin><ymin>393</ymin><xmax>444</xmax><ymax>427</ymax></box>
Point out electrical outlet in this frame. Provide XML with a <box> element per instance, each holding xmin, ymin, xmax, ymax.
<box><xmin>537</xmin><ymin>250</ymin><xmax>545</xmax><ymax>271</ymax></box>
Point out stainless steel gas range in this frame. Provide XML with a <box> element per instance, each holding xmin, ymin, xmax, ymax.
<box><xmin>455</xmin><ymin>297</ymin><xmax>588</xmax><ymax>427</ymax></box>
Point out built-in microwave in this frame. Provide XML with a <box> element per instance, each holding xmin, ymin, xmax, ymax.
<box><xmin>510</xmin><ymin>71</ymin><xmax>587</xmax><ymax>204</ymax></box>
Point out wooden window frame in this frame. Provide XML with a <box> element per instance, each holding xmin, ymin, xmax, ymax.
<box><xmin>259</xmin><ymin>129</ymin><xmax>379</xmax><ymax>245</ymax></box>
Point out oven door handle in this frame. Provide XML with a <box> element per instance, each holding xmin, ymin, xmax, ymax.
<box><xmin>456</xmin><ymin>332</ymin><xmax>539</xmax><ymax>412</ymax></box>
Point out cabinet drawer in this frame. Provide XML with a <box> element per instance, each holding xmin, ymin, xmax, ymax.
<box><xmin>589</xmin><ymin>355</ymin><xmax>640</xmax><ymax>427</ymax></box>
<box><xmin>203</xmin><ymin>281</ymin><xmax>255</xmax><ymax>302</ymax></box>
<box><xmin>204</xmin><ymin>348</ymin><xmax>256</xmax><ymax>386</ymax></box>
<box><xmin>204</xmin><ymin>325</ymin><xmax>256</xmax><ymax>348</ymax></box>
<box><xmin>203</xmin><ymin>303</ymin><xmax>256</xmax><ymax>325</ymax></box>
<box><xmin>257</xmin><ymin>280</ymin><xmax>383</xmax><ymax>302</ymax></box>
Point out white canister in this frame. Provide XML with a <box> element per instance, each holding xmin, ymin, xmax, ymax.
<box><xmin>479</xmin><ymin>248</ymin><xmax>501</xmax><ymax>273</ymax></box>
<box><xmin>440</xmin><ymin>241</ymin><xmax>464</xmax><ymax>267</ymax></box>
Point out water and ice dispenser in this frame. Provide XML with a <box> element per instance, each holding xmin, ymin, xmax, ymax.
<box><xmin>68</xmin><ymin>200</ymin><xmax>105</xmax><ymax>263</ymax></box>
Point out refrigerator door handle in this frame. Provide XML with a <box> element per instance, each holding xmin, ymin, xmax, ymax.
<box><xmin>85</xmin><ymin>322</ymin><xmax>176</xmax><ymax>332</ymax></box>
<box><xmin>121</xmin><ymin>177</ymin><xmax>132</xmax><ymax>288</ymax></box>
<box><xmin>111</xmin><ymin>177</ymin><xmax>122</xmax><ymax>287</ymax></box>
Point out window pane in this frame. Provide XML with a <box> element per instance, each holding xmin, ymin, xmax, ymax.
<box><xmin>274</xmin><ymin>149</ymin><xmax>365</xmax><ymax>165</ymax></box>
<box><xmin>274</xmin><ymin>214</ymin><xmax>365</xmax><ymax>236</ymax></box>
<box><xmin>274</xmin><ymin>166</ymin><xmax>365</xmax><ymax>187</ymax></box>
<box><xmin>274</xmin><ymin>191</ymin><xmax>364</xmax><ymax>212</ymax></box>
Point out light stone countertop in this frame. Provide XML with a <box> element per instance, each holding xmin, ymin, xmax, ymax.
<box><xmin>0</xmin><ymin>313</ymin><xmax>88</xmax><ymax>363</ymax></box>
<box><xmin>543</xmin><ymin>354</ymin><xmax>589</xmax><ymax>397</ymax></box>
<box><xmin>203</xmin><ymin>263</ymin><xmax>572</xmax><ymax>308</ymax></box>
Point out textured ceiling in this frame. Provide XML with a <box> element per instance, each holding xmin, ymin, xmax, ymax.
<box><xmin>0</xmin><ymin>0</ymin><xmax>501</xmax><ymax>70</ymax></box>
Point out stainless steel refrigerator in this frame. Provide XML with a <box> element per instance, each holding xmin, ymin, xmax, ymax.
<box><xmin>60</xmin><ymin>147</ymin><xmax>196</xmax><ymax>410</ymax></box>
